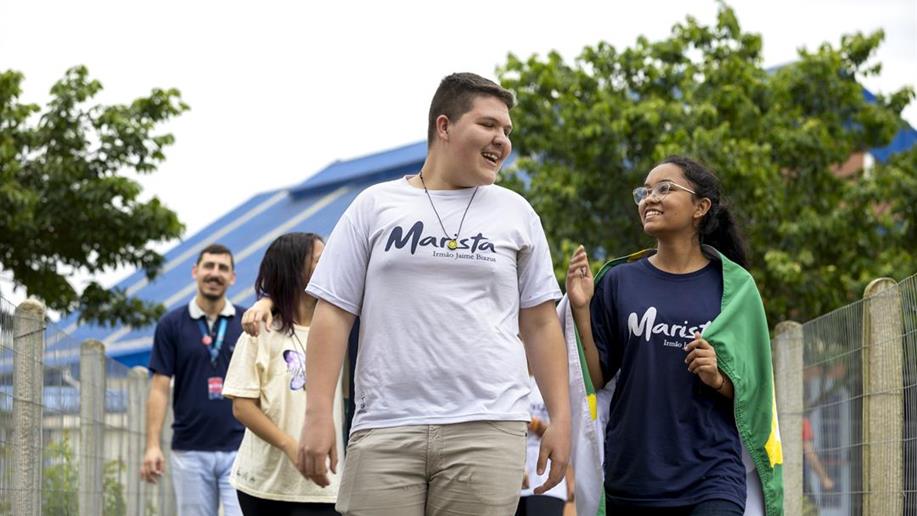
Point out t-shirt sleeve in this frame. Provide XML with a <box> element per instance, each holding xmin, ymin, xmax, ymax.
<box><xmin>148</xmin><ymin>316</ymin><xmax>176</xmax><ymax>377</ymax></box>
<box><xmin>517</xmin><ymin>210</ymin><xmax>562</xmax><ymax>309</ymax></box>
<box><xmin>305</xmin><ymin>197</ymin><xmax>372</xmax><ymax>316</ymax></box>
<box><xmin>802</xmin><ymin>417</ymin><xmax>813</xmax><ymax>442</ymax></box>
<box><xmin>589</xmin><ymin>273</ymin><xmax>619</xmax><ymax>383</ymax></box>
<box><xmin>222</xmin><ymin>333</ymin><xmax>261</xmax><ymax>399</ymax></box>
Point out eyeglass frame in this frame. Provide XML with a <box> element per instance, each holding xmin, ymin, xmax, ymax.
<box><xmin>632</xmin><ymin>181</ymin><xmax>697</xmax><ymax>205</ymax></box>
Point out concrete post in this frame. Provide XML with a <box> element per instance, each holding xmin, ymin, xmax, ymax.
<box><xmin>12</xmin><ymin>299</ymin><xmax>45</xmax><ymax>516</ymax></box>
<box><xmin>861</xmin><ymin>278</ymin><xmax>903</xmax><ymax>515</ymax></box>
<box><xmin>772</xmin><ymin>321</ymin><xmax>804</xmax><ymax>516</ymax></box>
<box><xmin>79</xmin><ymin>339</ymin><xmax>106</xmax><ymax>516</ymax></box>
<box><xmin>159</xmin><ymin>398</ymin><xmax>176</xmax><ymax>515</ymax></box>
<box><xmin>127</xmin><ymin>366</ymin><xmax>148</xmax><ymax>516</ymax></box>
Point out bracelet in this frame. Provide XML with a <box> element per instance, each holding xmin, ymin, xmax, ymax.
<box><xmin>714</xmin><ymin>374</ymin><xmax>727</xmax><ymax>392</ymax></box>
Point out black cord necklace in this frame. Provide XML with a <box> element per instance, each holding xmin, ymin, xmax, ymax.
<box><xmin>418</xmin><ymin>171</ymin><xmax>479</xmax><ymax>251</ymax></box>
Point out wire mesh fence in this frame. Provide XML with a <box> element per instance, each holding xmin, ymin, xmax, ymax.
<box><xmin>775</xmin><ymin>273</ymin><xmax>916</xmax><ymax>516</ymax></box>
<box><xmin>0</xmin><ymin>294</ymin><xmax>23</xmax><ymax>515</ymax></box>
<box><xmin>901</xmin><ymin>274</ymin><xmax>917</xmax><ymax>515</ymax></box>
<box><xmin>0</xmin><ymin>295</ymin><xmax>172</xmax><ymax>516</ymax></box>
<box><xmin>800</xmin><ymin>291</ymin><xmax>864</xmax><ymax>516</ymax></box>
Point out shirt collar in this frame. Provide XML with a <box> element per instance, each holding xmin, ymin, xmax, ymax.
<box><xmin>188</xmin><ymin>298</ymin><xmax>236</xmax><ymax>320</ymax></box>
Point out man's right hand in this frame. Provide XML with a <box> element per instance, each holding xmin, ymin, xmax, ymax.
<box><xmin>140</xmin><ymin>446</ymin><xmax>165</xmax><ymax>483</ymax></box>
<box><xmin>242</xmin><ymin>298</ymin><xmax>274</xmax><ymax>336</ymax></box>
<box><xmin>297</xmin><ymin>413</ymin><xmax>337</xmax><ymax>487</ymax></box>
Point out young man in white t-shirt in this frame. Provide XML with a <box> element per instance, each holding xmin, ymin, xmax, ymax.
<box><xmin>243</xmin><ymin>72</ymin><xmax>571</xmax><ymax>516</ymax></box>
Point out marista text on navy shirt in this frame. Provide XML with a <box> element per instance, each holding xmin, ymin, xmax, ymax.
<box><xmin>590</xmin><ymin>257</ymin><xmax>745</xmax><ymax>509</ymax></box>
<box><xmin>148</xmin><ymin>303</ymin><xmax>246</xmax><ymax>451</ymax></box>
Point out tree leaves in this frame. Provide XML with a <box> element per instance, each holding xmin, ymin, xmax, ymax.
<box><xmin>0</xmin><ymin>66</ymin><xmax>187</xmax><ymax>326</ymax></box>
<box><xmin>498</xmin><ymin>3</ymin><xmax>915</xmax><ymax>324</ymax></box>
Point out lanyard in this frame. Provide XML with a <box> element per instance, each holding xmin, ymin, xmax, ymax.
<box><xmin>197</xmin><ymin>317</ymin><xmax>228</xmax><ymax>366</ymax></box>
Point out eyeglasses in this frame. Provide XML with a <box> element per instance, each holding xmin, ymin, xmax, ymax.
<box><xmin>632</xmin><ymin>181</ymin><xmax>697</xmax><ymax>205</ymax></box>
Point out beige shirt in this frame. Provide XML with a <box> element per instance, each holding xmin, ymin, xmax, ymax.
<box><xmin>223</xmin><ymin>323</ymin><xmax>344</xmax><ymax>502</ymax></box>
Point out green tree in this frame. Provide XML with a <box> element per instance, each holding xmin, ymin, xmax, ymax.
<box><xmin>103</xmin><ymin>459</ymin><xmax>127</xmax><ymax>516</ymax></box>
<box><xmin>40</xmin><ymin>433</ymin><xmax>129</xmax><ymax>515</ymax></box>
<box><xmin>0</xmin><ymin>66</ymin><xmax>186</xmax><ymax>326</ymax></box>
<box><xmin>41</xmin><ymin>433</ymin><xmax>77</xmax><ymax>515</ymax></box>
<box><xmin>497</xmin><ymin>2</ymin><xmax>915</xmax><ymax>324</ymax></box>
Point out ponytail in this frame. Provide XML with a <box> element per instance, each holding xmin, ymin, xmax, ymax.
<box><xmin>660</xmin><ymin>156</ymin><xmax>749</xmax><ymax>269</ymax></box>
<box><xmin>700</xmin><ymin>202</ymin><xmax>748</xmax><ymax>269</ymax></box>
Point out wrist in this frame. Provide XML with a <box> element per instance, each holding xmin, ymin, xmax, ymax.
<box><xmin>714</xmin><ymin>373</ymin><xmax>726</xmax><ymax>391</ymax></box>
<box><xmin>545</xmin><ymin>414</ymin><xmax>571</xmax><ymax>429</ymax></box>
<box><xmin>280</xmin><ymin>434</ymin><xmax>296</xmax><ymax>451</ymax></box>
<box><xmin>306</xmin><ymin>406</ymin><xmax>333</xmax><ymax>421</ymax></box>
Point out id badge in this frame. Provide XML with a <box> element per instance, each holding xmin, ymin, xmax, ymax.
<box><xmin>208</xmin><ymin>377</ymin><xmax>224</xmax><ymax>400</ymax></box>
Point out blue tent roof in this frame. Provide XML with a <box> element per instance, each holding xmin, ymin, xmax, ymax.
<box><xmin>292</xmin><ymin>141</ymin><xmax>429</xmax><ymax>193</ymax></box>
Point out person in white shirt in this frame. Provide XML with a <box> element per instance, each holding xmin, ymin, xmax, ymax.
<box><xmin>224</xmin><ymin>232</ymin><xmax>344</xmax><ymax>516</ymax></box>
<box><xmin>243</xmin><ymin>72</ymin><xmax>571</xmax><ymax>516</ymax></box>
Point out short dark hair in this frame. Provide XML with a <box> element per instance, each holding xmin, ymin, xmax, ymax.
<box><xmin>427</xmin><ymin>73</ymin><xmax>515</xmax><ymax>146</ymax></box>
<box><xmin>254</xmin><ymin>232</ymin><xmax>324</xmax><ymax>335</ymax></box>
<box><xmin>196</xmin><ymin>243</ymin><xmax>234</xmax><ymax>269</ymax></box>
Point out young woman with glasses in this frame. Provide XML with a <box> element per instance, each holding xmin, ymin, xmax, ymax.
<box><xmin>565</xmin><ymin>156</ymin><xmax>782</xmax><ymax>515</ymax></box>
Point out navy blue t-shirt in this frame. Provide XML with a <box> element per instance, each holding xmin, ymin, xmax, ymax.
<box><xmin>590</xmin><ymin>257</ymin><xmax>745</xmax><ymax>509</ymax></box>
<box><xmin>148</xmin><ymin>303</ymin><xmax>246</xmax><ymax>451</ymax></box>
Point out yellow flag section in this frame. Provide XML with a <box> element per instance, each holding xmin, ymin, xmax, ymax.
<box><xmin>765</xmin><ymin>395</ymin><xmax>783</xmax><ymax>467</ymax></box>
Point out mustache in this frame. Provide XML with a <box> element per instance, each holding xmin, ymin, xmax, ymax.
<box><xmin>203</xmin><ymin>277</ymin><xmax>225</xmax><ymax>285</ymax></box>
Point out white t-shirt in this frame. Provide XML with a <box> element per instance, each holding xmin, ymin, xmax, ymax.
<box><xmin>306</xmin><ymin>177</ymin><xmax>561</xmax><ymax>433</ymax></box>
<box><xmin>223</xmin><ymin>323</ymin><xmax>344</xmax><ymax>503</ymax></box>
<box><xmin>521</xmin><ymin>376</ymin><xmax>568</xmax><ymax>501</ymax></box>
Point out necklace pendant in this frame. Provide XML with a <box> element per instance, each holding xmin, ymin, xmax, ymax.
<box><xmin>447</xmin><ymin>239</ymin><xmax>458</xmax><ymax>250</ymax></box>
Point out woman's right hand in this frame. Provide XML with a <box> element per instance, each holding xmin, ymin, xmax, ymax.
<box><xmin>242</xmin><ymin>298</ymin><xmax>274</xmax><ymax>336</ymax></box>
<box><xmin>566</xmin><ymin>245</ymin><xmax>594</xmax><ymax>309</ymax></box>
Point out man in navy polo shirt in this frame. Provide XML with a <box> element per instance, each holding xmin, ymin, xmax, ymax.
<box><xmin>140</xmin><ymin>243</ymin><xmax>246</xmax><ymax>516</ymax></box>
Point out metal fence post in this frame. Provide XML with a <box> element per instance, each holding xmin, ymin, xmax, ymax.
<box><xmin>772</xmin><ymin>320</ymin><xmax>804</xmax><ymax>516</ymax></box>
<box><xmin>159</xmin><ymin>401</ymin><xmax>177</xmax><ymax>515</ymax></box>
<box><xmin>862</xmin><ymin>278</ymin><xmax>904</xmax><ymax>515</ymax></box>
<box><xmin>127</xmin><ymin>366</ymin><xmax>148</xmax><ymax>516</ymax></box>
<box><xmin>79</xmin><ymin>339</ymin><xmax>106</xmax><ymax>516</ymax></box>
<box><xmin>12</xmin><ymin>299</ymin><xmax>45</xmax><ymax>516</ymax></box>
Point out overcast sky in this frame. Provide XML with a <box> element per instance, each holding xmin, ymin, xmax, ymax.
<box><xmin>1</xmin><ymin>0</ymin><xmax>915</xmax><ymax>301</ymax></box>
